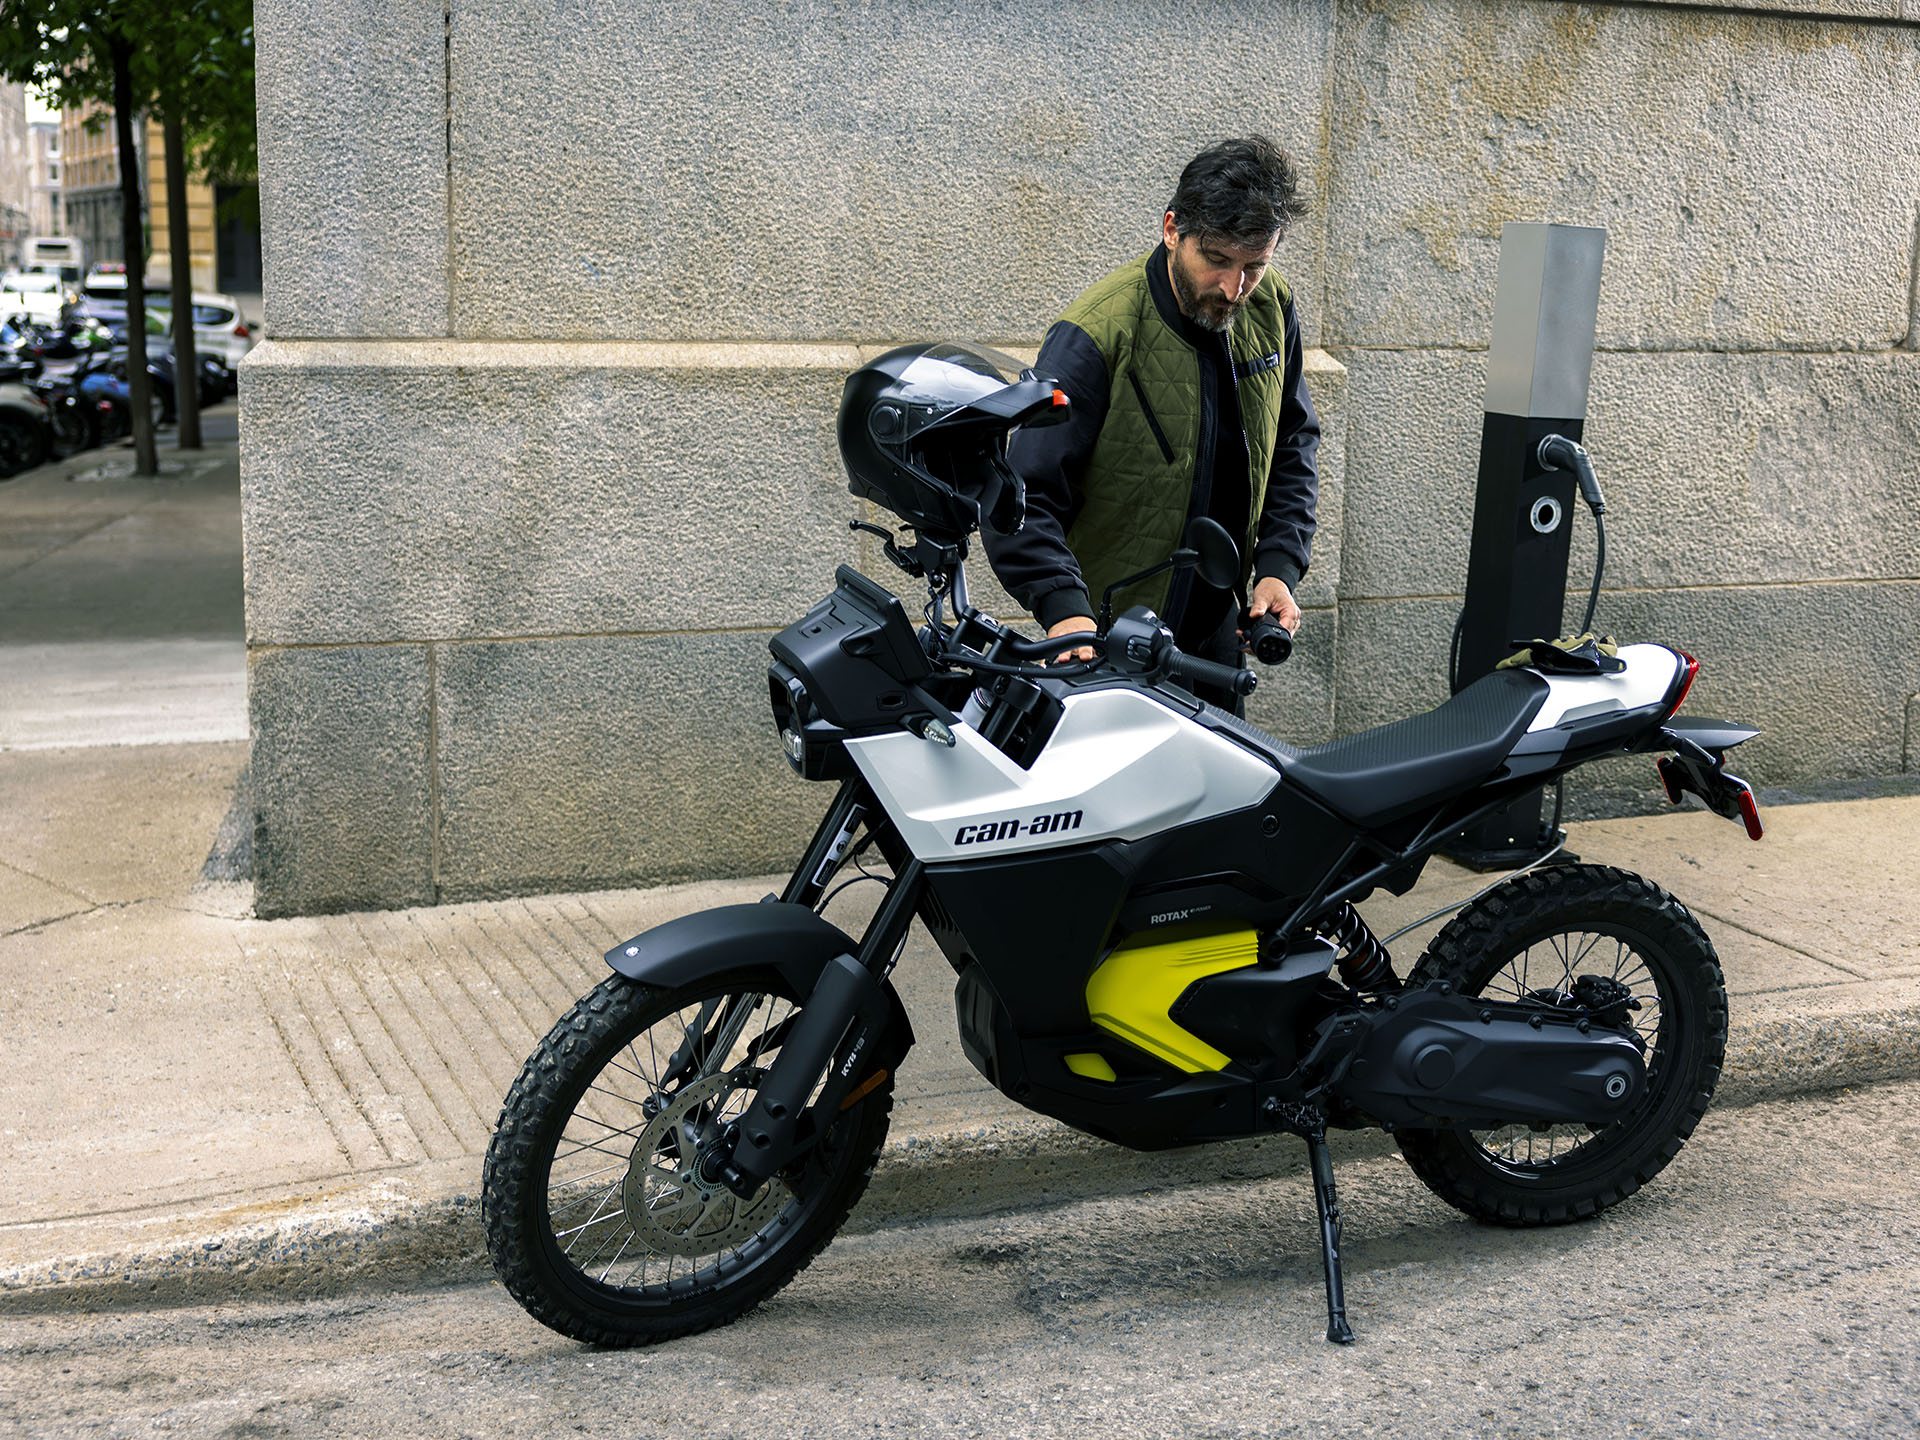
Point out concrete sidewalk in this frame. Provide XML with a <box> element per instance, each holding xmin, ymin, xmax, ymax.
<box><xmin>2</xmin><ymin>726</ymin><xmax>1916</xmax><ymax>1306</ymax></box>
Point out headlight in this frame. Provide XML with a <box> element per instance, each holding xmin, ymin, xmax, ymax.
<box><xmin>781</xmin><ymin>726</ymin><xmax>805</xmax><ymax>769</ymax></box>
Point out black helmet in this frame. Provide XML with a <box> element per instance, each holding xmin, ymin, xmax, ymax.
<box><xmin>838</xmin><ymin>342</ymin><xmax>1068</xmax><ymax>537</ymax></box>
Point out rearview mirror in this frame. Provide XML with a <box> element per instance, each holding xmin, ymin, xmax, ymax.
<box><xmin>1183</xmin><ymin>517</ymin><xmax>1241</xmax><ymax>591</ymax></box>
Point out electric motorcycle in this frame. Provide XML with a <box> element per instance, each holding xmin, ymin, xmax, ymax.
<box><xmin>483</xmin><ymin>342</ymin><xmax>1762</xmax><ymax>1346</ymax></box>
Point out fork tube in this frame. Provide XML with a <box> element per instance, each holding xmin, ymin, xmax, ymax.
<box><xmin>781</xmin><ymin>781</ymin><xmax>867</xmax><ymax>909</ymax></box>
<box><xmin>856</xmin><ymin>858</ymin><xmax>924</xmax><ymax>979</ymax></box>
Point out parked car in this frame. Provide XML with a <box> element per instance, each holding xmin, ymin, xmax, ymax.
<box><xmin>1</xmin><ymin>271</ymin><xmax>75</xmax><ymax>326</ymax></box>
<box><xmin>0</xmin><ymin>368</ymin><xmax>54</xmax><ymax>478</ymax></box>
<box><xmin>149</xmin><ymin>291</ymin><xmax>256</xmax><ymax>369</ymax></box>
<box><xmin>87</xmin><ymin>272</ymin><xmax>256</xmax><ymax>371</ymax></box>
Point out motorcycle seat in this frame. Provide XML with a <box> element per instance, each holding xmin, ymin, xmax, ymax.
<box><xmin>1203</xmin><ymin>669</ymin><xmax>1550</xmax><ymax>828</ymax></box>
<box><xmin>1287</xmin><ymin>669</ymin><xmax>1550</xmax><ymax>827</ymax></box>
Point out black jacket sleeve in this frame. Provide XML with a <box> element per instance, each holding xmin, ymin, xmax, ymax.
<box><xmin>983</xmin><ymin>320</ymin><xmax>1108</xmax><ymax>629</ymax></box>
<box><xmin>1251</xmin><ymin>294</ymin><xmax>1320</xmax><ymax>594</ymax></box>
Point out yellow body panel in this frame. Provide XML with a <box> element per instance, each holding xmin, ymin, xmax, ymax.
<box><xmin>1064</xmin><ymin>1051</ymin><xmax>1118</xmax><ymax>1082</ymax></box>
<box><xmin>1084</xmin><ymin>929</ymin><xmax>1260</xmax><ymax>1073</ymax></box>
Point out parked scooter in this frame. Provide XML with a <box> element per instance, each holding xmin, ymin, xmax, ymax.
<box><xmin>482</xmin><ymin>343</ymin><xmax>1761</xmax><ymax>1347</ymax></box>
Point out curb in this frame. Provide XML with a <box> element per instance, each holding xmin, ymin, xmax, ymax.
<box><xmin>5</xmin><ymin>1003</ymin><xmax>1917</xmax><ymax>1314</ymax></box>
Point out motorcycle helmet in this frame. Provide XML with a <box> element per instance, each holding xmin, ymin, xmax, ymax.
<box><xmin>838</xmin><ymin>342</ymin><xmax>1068</xmax><ymax>537</ymax></box>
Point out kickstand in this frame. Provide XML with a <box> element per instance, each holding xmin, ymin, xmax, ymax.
<box><xmin>1304</xmin><ymin>1127</ymin><xmax>1357</xmax><ymax>1344</ymax></box>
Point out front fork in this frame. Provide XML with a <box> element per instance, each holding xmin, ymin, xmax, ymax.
<box><xmin>714</xmin><ymin>782</ymin><xmax>920</xmax><ymax>1198</ymax></box>
<box><xmin>780</xmin><ymin>780</ymin><xmax>871</xmax><ymax>910</ymax></box>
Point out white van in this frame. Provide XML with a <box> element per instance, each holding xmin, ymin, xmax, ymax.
<box><xmin>25</xmin><ymin>237</ymin><xmax>84</xmax><ymax>282</ymax></box>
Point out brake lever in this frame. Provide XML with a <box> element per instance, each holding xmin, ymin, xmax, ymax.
<box><xmin>848</xmin><ymin>519</ymin><xmax>925</xmax><ymax>578</ymax></box>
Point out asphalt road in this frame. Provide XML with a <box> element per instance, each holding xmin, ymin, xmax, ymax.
<box><xmin>4</xmin><ymin>1080</ymin><xmax>1916</xmax><ymax>1439</ymax></box>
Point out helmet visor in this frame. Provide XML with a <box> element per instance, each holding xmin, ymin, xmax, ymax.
<box><xmin>881</xmin><ymin>342</ymin><xmax>1031</xmax><ymax>443</ymax></box>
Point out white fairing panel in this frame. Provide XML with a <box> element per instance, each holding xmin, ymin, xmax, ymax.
<box><xmin>1525</xmin><ymin>643</ymin><xmax>1682</xmax><ymax>731</ymax></box>
<box><xmin>845</xmin><ymin>689</ymin><xmax>1280</xmax><ymax>863</ymax></box>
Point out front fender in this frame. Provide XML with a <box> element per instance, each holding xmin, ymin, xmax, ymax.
<box><xmin>603</xmin><ymin>901</ymin><xmax>915</xmax><ymax>1067</ymax></box>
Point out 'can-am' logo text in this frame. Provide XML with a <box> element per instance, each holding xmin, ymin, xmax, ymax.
<box><xmin>952</xmin><ymin>810</ymin><xmax>1084</xmax><ymax>845</ymax></box>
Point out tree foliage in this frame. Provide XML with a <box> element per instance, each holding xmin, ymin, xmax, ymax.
<box><xmin>0</xmin><ymin>0</ymin><xmax>256</xmax><ymax>180</ymax></box>
<box><xmin>0</xmin><ymin>0</ymin><xmax>255</xmax><ymax>472</ymax></box>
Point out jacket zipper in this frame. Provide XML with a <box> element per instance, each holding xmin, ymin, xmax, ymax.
<box><xmin>1126</xmin><ymin>371</ymin><xmax>1178</xmax><ymax>466</ymax></box>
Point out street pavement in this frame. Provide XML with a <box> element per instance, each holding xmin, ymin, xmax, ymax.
<box><xmin>1</xmin><ymin>428</ymin><xmax>1918</xmax><ymax>1314</ymax></box>
<box><xmin>3</xmin><ymin>1080</ymin><xmax>1915</xmax><ymax>1438</ymax></box>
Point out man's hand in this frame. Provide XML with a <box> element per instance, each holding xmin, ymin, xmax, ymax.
<box><xmin>1247</xmin><ymin>577</ymin><xmax>1301</xmax><ymax>635</ymax></box>
<box><xmin>1047</xmin><ymin>615</ymin><xmax>1098</xmax><ymax>663</ymax></box>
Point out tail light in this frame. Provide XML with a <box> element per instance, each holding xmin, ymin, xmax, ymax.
<box><xmin>1668</xmin><ymin>649</ymin><xmax>1699</xmax><ymax>717</ymax></box>
<box><xmin>233</xmin><ymin>322</ymin><xmax>249</xmax><ymax>338</ymax></box>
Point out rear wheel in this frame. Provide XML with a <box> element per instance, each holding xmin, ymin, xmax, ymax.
<box><xmin>48</xmin><ymin>395</ymin><xmax>97</xmax><ymax>455</ymax></box>
<box><xmin>483</xmin><ymin>971</ymin><xmax>892</xmax><ymax>1346</ymax></box>
<box><xmin>1394</xmin><ymin>864</ymin><xmax>1727</xmax><ymax>1225</ymax></box>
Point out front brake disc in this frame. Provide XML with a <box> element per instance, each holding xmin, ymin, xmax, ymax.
<box><xmin>623</xmin><ymin>1070</ymin><xmax>782</xmax><ymax>1258</ymax></box>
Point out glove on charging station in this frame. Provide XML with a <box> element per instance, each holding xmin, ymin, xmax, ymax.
<box><xmin>1443</xmin><ymin>222</ymin><xmax>1607</xmax><ymax>869</ymax></box>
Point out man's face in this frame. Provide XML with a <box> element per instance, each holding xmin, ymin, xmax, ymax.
<box><xmin>1162</xmin><ymin>212</ymin><xmax>1280</xmax><ymax>333</ymax></box>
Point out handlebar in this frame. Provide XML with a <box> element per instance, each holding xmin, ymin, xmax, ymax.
<box><xmin>1168</xmin><ymin>649</ymin><xmax>1258</xmax><ymax>698</ymax></box>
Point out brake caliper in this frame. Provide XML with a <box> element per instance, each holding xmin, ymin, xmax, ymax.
<box><xmin>1570</xmin><ymin>973</ymin><xmax>1640</xmax><ymax>1031</ymax></box>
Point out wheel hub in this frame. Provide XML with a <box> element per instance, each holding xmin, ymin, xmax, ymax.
<box><xmin>622</xmin><ymin>1071</ymin><xmax>780</xmax><ymax>1257</ymax></box>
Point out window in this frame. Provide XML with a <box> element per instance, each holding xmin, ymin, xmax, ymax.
<box><xmin>47</xmin><ymin>162</ymin><xmax>58</xmax><ymax>181</ymax></box>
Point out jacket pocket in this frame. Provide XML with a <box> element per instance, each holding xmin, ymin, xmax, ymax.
<box><xmin>1126</xmin><ymin>371</ymin><xmax>1178</xmax><ymax>466</ymax></box>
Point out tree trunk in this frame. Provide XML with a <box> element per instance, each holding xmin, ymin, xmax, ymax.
<box><xmin>112</xmin><ymin>37</ymin><xmax>157</xmax><ymax>477</ymax></box>
<box><xmin>163</xmin><ymin>112</ymin><xmax>200</xmax><ymax>449</ymax></box>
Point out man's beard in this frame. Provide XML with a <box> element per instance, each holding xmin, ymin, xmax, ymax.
<box><xmin>1169</xmin><ymin>250</ymin><xmax>1243</xmax><ymax>333</ymax></box>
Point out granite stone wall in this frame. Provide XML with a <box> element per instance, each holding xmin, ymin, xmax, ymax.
<box><xmin>246</xmin><ymin>0</ymin><xmax>1920</xmax><ymax>914</ymax></box>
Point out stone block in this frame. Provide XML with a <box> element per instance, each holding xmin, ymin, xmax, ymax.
<box><xmin>1333</xmin><ymin>583</ymin><xmax>1920</xmax><ymax>783</ymax></box>
<box><xmin>1326</xmin><ymin>0</ymin><xmax>1920</xmax><ymax>348</ymax></box>
<box><xmin>1338</xmin><ymin>348</ymin><xmax>1920</xmax><ymax>601</ymax></box>
<box><xmin>1246</xmin><ymin>605</ymin><xmax>1338</xmax><ymax>747</ymax></box>
<box><xmin>1295</xmin><ymin>350</ymin><xmax>1346</xmax><ymax>612</ymax></box>
<box><xmin>242</xmin><ymin>341</ymin><xmax>863</xmax><ymax>645</ymax></box>
<box><xmin>249</xmin><ymin>645</ymin><xmax>434</xmax><ymax>917</ymax></box>
<box><xmin>434</xmin><ymin>632</ymin><xmax>819</xmax><ymax>900</ymax></box>
<box><xmin>445</xmin><ymin>0</ymin><xmax>1333</xmax><ymax>342</ymax></box>
<box><xmin>1637</xmin><ymin>1</ymin><xmax>1901</xmax><ymax>16</ymax></box>
<box><xmin>254</xmin><ymin>0</ymin><xmax>449</xmax><ymax>338</ymax></box>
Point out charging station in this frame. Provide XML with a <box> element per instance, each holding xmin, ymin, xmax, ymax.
<box><xmin>1444</xmin><ymin>222</ymin><xmax>1607</xmax><ymax>869</ymax></box>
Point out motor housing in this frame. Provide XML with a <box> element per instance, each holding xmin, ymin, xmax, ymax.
<box><xmin>1323</xmin><ymin>984</ymin><xmax>1645</xmax><ymax>1130</ymax></box>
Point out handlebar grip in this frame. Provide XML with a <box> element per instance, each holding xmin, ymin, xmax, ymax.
<box><xmin>1244</xmin><ymin>615</ymin><xmax>1294</xmax><ymax>666</ymax></box>
<box><xmin>1167</xmin><ymin>650</ymin><xmax>1257</xmax><ymax>698</ymax></box>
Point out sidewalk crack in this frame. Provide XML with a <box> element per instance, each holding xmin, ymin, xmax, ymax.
<box><xmin>1684</xmin><ymin>902</ymin><xmax>1873</xmax><ymax>981</ymax></box>
<box><xmin>0</xmin><ymin>898</ymin><xmax>135</xmax><ymax>940</ymax></box>
<box><xmin>0</xmin><ymin>855</ymin><xmax>98</xmax><ymax>907</ymax></box>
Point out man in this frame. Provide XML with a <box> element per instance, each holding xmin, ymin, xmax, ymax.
<box><xmin>983</xmin><ymin>135</ymin><xmax>1319</xmax><ymax>715</ymax></box>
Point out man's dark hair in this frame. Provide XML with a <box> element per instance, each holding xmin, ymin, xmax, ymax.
<box><xmin>1168</xmin><ymin>135</ymin><xmax>1305</xmax><ymax>248</ymax></box>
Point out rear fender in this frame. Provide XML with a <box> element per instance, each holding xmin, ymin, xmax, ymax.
<box><xmin>1646</xmin><ymin>720</ymin><xmax>1765</xmax><ymax>840</ymax></box>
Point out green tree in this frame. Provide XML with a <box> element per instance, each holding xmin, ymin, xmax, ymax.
<box><xmin>0</xmin><ymin>1</ymin><xmax>255</xmax><ymax>470</ymax></box>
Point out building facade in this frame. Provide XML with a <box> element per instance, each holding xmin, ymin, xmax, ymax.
<box><xmin>59</xmin><ymin>100</ymin><xmax>131</xmax><ymax>268</ymax></box>
<box><xmin>0</xmin><ymin>84</ymin><xmax>29</xmax><ymax>266</ymax></box>
<box><xmin>28</xmin><ymin>119</ymin><xmax>59</xmax><ymax>240</ymax></box>
<box><xmin>244</xmin><ymin>0</ymin><xmax>1920</xmax><ymax>916</ymax></box>
<box><xmin>145</xmin><ymin>119</ymin><xmax>219</xmax><ymax>293</ymax></box>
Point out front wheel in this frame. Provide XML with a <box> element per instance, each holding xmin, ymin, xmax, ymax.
<box><xmin>482</xmin><ymin>971</ymin><xmax>892</xmax><ymax>1346</ymax></box>
<box><xmin>1394</xmin><ymin>863</ymin><xmax>1727</xmax><ymax>1226</ymax></box>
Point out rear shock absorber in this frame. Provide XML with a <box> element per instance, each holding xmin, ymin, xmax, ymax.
<box><xmin>1316</xmin><ymin>902</ymin><xmax>1399</xmax><ymax>992</ymax></box>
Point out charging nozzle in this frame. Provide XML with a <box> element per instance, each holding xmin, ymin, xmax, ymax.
<box><xmin>1537</xmin><ymin>433</ymin><xmax>1607</xmax><ymax>517</ymax></box>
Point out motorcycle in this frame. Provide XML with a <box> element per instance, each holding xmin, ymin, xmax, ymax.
<box><xmin>483</xmin><ymin>342</ymin><xmax>1761</xmax><ymax>1346</ymax></box>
